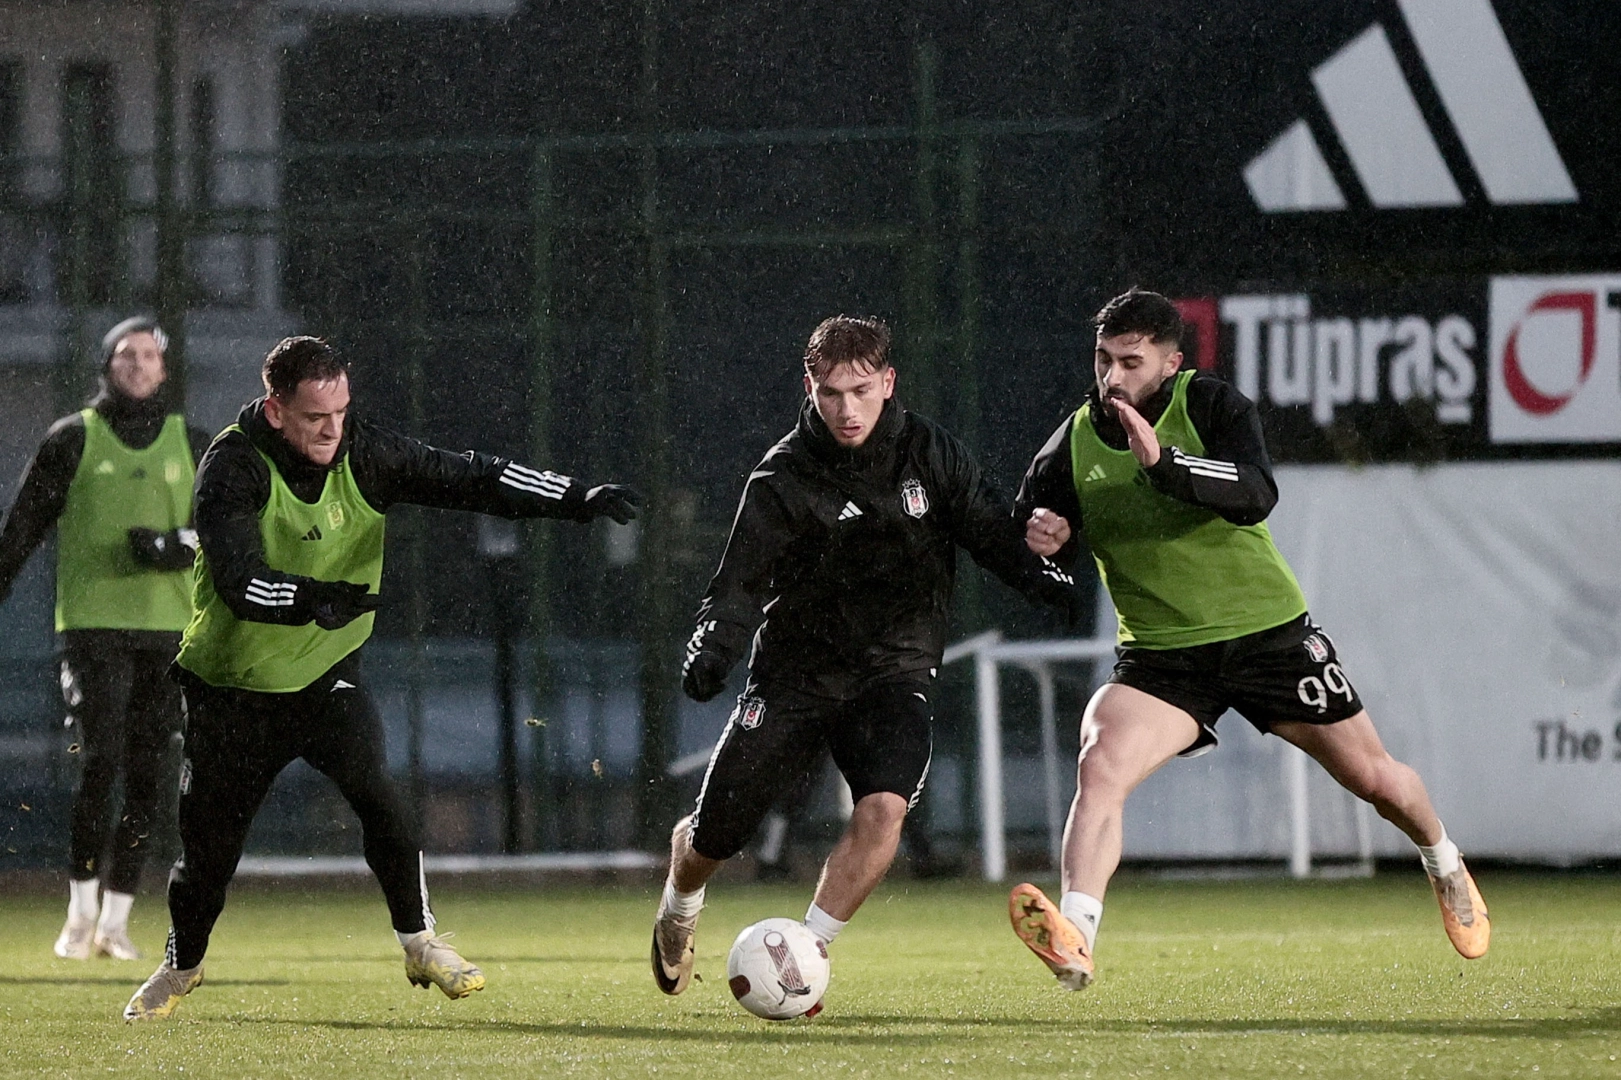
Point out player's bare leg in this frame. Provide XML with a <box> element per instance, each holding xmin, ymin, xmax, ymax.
<box><xmin>1273</xmin><ymin>711</ymin><xmax>1489</xmax><ymax>958</ymax></box>
<box><xmin>668</xmin><ymin>813</ymin><xmax>724</xmax><ymax>893</ymax></box>
<box><xmin>653</xmin><ymin>814</ymin><xmax>721</xmax><ymax>995</ymax></box>
<box><xmin>807</xmin><ymin>792</ymin><xmax>908</xmax><ymax>926</ymax></box>
<box><xmin>1062</xmin><ymin>685</ymin><xmax>1202</xmax><ymax>899</ymax></box>
<box><xmin>1013</xmin><ymin>683</ymin><xmax>1199</xmax><ymax>989</ymax></box>
<box><xmin>1271</xmin><ymin>711</ymin><xmax>1438</xmax><ymax>844</ymax></box>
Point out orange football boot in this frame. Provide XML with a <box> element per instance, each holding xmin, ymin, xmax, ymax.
<box><xmin>1009</xmin><ymin>882</ymin><xmax>1094</xmax><ymax>990</ymax></box>
<box><xmin>1429</xmin><ymin>860</ymin><xmax>1490</xmax><ymax>959</ymax></box>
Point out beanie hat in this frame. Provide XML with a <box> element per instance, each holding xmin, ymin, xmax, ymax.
<box><xmin>99</xmin><ymin>316</ymin><xmax>168</xmax><ymax>369</ymax></box>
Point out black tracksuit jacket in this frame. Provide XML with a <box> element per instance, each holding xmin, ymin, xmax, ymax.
<box><xmin>691</xmin><ymin>397</ymin><xmax>1078</xmax><ymax>697</ymax></box>
<box><xmin>192</xmin><ymin>398</ymin><xmax>598</xmax><ymax>630</ymax></box>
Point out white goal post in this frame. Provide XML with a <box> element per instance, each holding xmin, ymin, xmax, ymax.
<box><xmin>940</xmin><ymin>632</ymin><xmax>1374</xmax><ymax>882</ymax></box>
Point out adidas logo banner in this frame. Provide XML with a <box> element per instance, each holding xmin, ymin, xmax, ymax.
<box><xmin>301</xmin><ymin>525</ymin><xmax>323</xmax><ymax>541</ymax></box>
<box><xmin>1246</xmin><ymin>0</ymin><xmax>1575</xmax><ymax>213</ymax></box>
<box><xmin>837</xmin><ymin>501</ymin><xmax>863</xmax><ymax>521</ymax></box>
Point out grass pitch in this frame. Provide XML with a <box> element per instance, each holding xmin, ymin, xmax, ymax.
<box><xmin>4</xmin><ymin>872</ymin><xmax>1619</xmax><ymax>1078</ymax></box>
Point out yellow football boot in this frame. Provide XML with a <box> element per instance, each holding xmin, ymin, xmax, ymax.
<box><xmin>402</xmin><ymin>931</ymin><xmax>486</xmax><ymax>999</ymax></box>
<box><xmin>124</xmin><ymin>963</ymin><xmax>204</xmax><ymax>1021</ymax></box>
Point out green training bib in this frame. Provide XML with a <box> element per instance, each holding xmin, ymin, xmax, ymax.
<box><xmin>1070</xmin><ymin>371</ymin><xmax>1306</xmax><ymax>648</ymax></box>
<box><xmin>177</xmin><ymin>427</ymin><xmax>386</xmax><ymax>691</ymax></box>
<box><xmin>55</xmin><ymin>409</ymin><xmax>195</xmax><ymax>632</ymax></box>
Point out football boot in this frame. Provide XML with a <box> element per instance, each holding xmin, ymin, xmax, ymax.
<box><xmin>1429</xmin><ymin>860</ymin><xmax>1490</xmax><ymax>959</ymax></box>
<box><xmin>402</xmin><ymin>931</ymin><xmax>486</xmax><ymax>999</ymax></box>
<box><xmin>1009</xmin><ymin>882</ymin><xmax>1094</xmax><ymax>991</ymax></box>
<box><xmin>124</xmin><ymin>963</ymin><xmax>204</xmax><ymax>1021</ymax></box>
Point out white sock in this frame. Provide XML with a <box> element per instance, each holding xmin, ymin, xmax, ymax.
<box><xmin>68</xmin><ymin>879</ymin><xmax>99</xmax><ymax>924</ymax></box>
<box><xmin>803</xmin><ymin>903</ymin><xmax>847</xmax><ymax>945</ymax></box>
<box><xmin>662</xmin><ymin>880</ymin><xmax>705</xmax><ymax>919</ymax></box>
<box><xmin>1418</xmin><ymin>824</ymin><xmax>1461</xmax><ymax>878</ymax></box>
<box><xmin>97</xmin><ymin>891</ymin><xmax>134</xmax><ymax>934</ymax></box>
<box><xmin>1060</xmin><ymin>891</ymin><xmax>1104</xmax><ymax>952</ymax></box>
<box><xmin>396</xmin><ymin>928</ymin><xmax>430</xmax><ymax>947</ymax></box>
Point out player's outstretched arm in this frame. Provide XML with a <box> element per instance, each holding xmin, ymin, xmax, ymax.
<box><xmin>1138</xmin><ymin>376</ymin><xmax>1279</xmax><ymax>525</ymax></box>
<box><xmin>348</xmin><ymin>419</ymin><xmax>642</xmax><ymax>525</ymax></box>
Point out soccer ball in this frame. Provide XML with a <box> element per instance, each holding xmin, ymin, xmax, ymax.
<box><xmin>726</xmin><ymin>918</ymin><xmax>830</xmax><ymax>1020</ymax></box>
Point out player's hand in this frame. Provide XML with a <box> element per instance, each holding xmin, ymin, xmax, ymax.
<box><xmin>306</xmin><ymin>580</ymin><xmax>380</xmax><ymax>631</ymax></box>
<box><xmin>582</xmin><ymin>484</ymin><xmax>644</xmax><ymax>525</ymax></box>
<box><xmin>1026</xmin><ymin>508</ymin><xmax>1072</xmax><ymax>557</ymax></box>
<box><xmin>1112</xmin><ymin>399</ymin><xmax>1161</xmax><ymax>467</ymax></box>
<box><xmin>682</xmin><ymin>650</ymin><xmax>731</xmax><ymax>703</ymax></box>
<box><xmin>128</xmin><ymin>526</ymin><xmax>168</xmax><ymax>566</ymax></box>
<box><xmin>128</xmin><ymin>526</ymin><xmax>198</xmax><ymax>570</ymax></box>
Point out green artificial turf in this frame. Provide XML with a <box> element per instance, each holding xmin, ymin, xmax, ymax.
<box><xmin>3</xmin><ymin>872</ymin><xmax>1618</xmax><ymax>1078</ymax></box>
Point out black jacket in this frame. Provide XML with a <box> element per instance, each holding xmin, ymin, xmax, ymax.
<box><xmin>1014</xmin><ymin>370</ymin><xmax>1281</xmax><ymax>568</ymax></box>
<box><xmin>690</xmin><ymin>397</ymin><xmax>1078</xmax><ymax>696</ymax></box>
<box><xmin>0</xmin><ymin>384</ymin><xmax>211</xmax><ymax>611</ymax></box>
<box><xmin>193</xmin><ymin>398</ymin><xmax>595</xmax><ymax>626</ymax></box>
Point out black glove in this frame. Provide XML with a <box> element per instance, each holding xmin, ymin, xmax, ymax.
<box><xmin>581</xmin><ymin>484</ymin><xmax>644</xmax><ymax>525</ymax></box>
<box><xmin>128</xmin><ymin>526</ymin><xmax>199</xmax><ymax>571</ymax></box>
<box><xmin>304</xmin><ymin>580</ymin><xmax>381</xmax><ymax>631</ymax></box>
<box><xmin>682</xmin><ymin>650</ymin><xmax>731</xmax><ymax>703</ymax></box>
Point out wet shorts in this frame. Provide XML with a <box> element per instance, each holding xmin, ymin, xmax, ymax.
<box><xmin>1108</xmin><ymin>614</ymin><xmax>1363</xmax><ymax>756</ymax></box>
<box><xmin>688</xmin><ymin>675</ymin><xmax>933</xmax><ymax>861</ymax></box>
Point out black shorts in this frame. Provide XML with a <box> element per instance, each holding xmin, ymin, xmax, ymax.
<box><xmin>1108</xmin><ymin>614</ymin><xmax>1363</xmax><ymax>756</ymax></box>
<box><xmin>687</xmin><ymin>675</ymin><xmax>934</xmax><ymax>861</ymax></box>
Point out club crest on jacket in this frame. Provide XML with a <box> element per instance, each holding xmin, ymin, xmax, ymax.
<box><xmin>734</xmin><ymin>696</ymin><xmax>766</xmax><ymax>730</ymax></box>
<box><xmin>901</xmin><ymin>479</ymin><xmax>929</xmax><ymax>519</ymax></box>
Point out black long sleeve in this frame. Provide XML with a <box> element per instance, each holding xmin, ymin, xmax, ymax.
<box><xmin>691</xmin><ymin>454</ymin><xmax>796</xmax><ymax>667</ymax></box>
<box><xmin>194</xmin><ymin>407</ymin><xmax>598</xmax><ymax>626</ymax></box>
<box><xmin>1014</xmin><ymin>415</ymin><xmax>1087</xmax><ymax>569</ymax></box>
<box><xmin>688</xmin><ymin>401</ymin><xmax>1076</xmax><ymax>695</ymax></box>
<box><xmin>1141</xmin><ymin>374</ymin><xmax>1278</xmax><ymax>525</ymax></box>
<box><xmin>0</xmin><ymin>416</ymin><xmax>85</xmax><ymax>602</ymax></box>
<box><xmin>348</xmin><ymin>421</ymin><xmax>590</xmax><ymax>519</ymax></box>
<box><xmin>189</xmin><ymin>430</ymin><xmax>311</xmax><ymax>625</ymax></box>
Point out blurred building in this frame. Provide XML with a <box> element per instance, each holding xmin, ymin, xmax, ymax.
<box><xmin>0</xmin><ymin>0</ymin><xmax>543</xmax><ymax>868</ymax></box>
<box><xmin>0</xmin><ymin>0</ymin><xmax>296</xmax><ymax>444</ymax></box>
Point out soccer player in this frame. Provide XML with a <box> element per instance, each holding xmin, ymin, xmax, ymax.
<box><xmin>1007</xmin><ymin>288</ymin><xmax>1489</xmax><ymax>990</ymax></box>
<box><xmin>123</xmin><ymin>336</ymin><xmax>641</xmax><ymax>1020</ymax></box>
<box><xmin>0</xmin><ymin>317</ymin><xmax>209</xmax><ymax>962</ymax></box>
<box><xmin>653</xmin><ymin>315</ymin><xmax>1080</xmax><ymax>995</ymax></box>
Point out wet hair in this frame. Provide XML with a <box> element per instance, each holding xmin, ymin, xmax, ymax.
<box><xmin>100</xmin><ymin>315</ymin><xmax>168</xmax><ymax>368</ymax></box>
<box><xmin>803</xmin><ymin>315</ymin><xmax>892</xmax><ymax>380</ymax></box>
<box><xmin>261</xmin><ymin>336</ymin><xmax>348</xmax><ymax>398</ymax></box>
<box><xmin>1092</xmin><ymin>287</ymin><xmax>1183</xmax><ymax>349</ymax></box>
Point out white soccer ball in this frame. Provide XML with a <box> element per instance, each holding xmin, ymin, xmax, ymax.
<box><xmin>726</xmin><ymin>917</ymin><xmax>830</xmax><ymax>1020</ymax></box>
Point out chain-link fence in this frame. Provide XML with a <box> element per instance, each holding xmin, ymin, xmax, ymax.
<box><xmin>1</xmin><ymin>46</ymin><xmax>1104</xmax><ymax>875</ymax></box>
